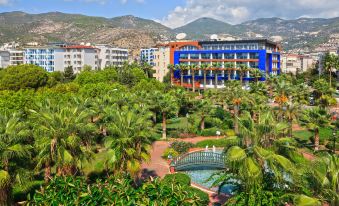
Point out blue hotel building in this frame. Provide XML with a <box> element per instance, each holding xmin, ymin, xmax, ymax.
<box><xmin>170</xmin><ymin>39</ymin><xmax>281</xmax><ymax>89</ymax></box>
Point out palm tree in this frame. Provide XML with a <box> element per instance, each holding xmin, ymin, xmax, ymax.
<box><xmin>221</xmin><ymin>112</ymin><xmax>297</xmax><ymax>192</ymax></box>
<box><xmin>200</xmin><ymin>63</ymin><xmax>209</xmax><ymax>90</ymax></box>
<box><xmin>281</xmin><ymin>103</ymin><xmax>301</xmax><ymax>138</ymax></box>
<box><xmin>154</xmin><ymin>92</ymin><xmax>178</xmax><ymax>139</ymax></box>
<box><xmin>104</xmin><ymin>105</ymin><xmax>153</xmax><ymax>180</ymax></box>
<box><xmin>251</xmin><ymin>68</ymin><xmax>263</xmax><ymax>84</ymax></box>
<box><xmin>237</xmin><ymin>64</ymin><xmax>249</xmax><ymax>84</ymax></box>
<box><xmin>194</xmin><ymin>98</ymin><xmax>213</xmax><ymax>130</ymax></box>
<box><xmin>299</xmin><ymin>107</ymin><xmax>331</xmax><ymax>151</ymax></box>
<box><xmin>178</xmin><ymin>63</ymin><xmax>188</xmax><ymax>87</ymax></box>
<box><xmin>0</xmin><ymin>170</ymin><xmax>11</xmax><ymax>205</ymax></box>
<box><xmin>0</xmin><ymin>112</ymin><xmax>31</xmax><ymax>172</ymax></box>
<box><xmin>30</xmin><ymin>100</ymin><xmax>94</xmax><ymax>182</ymax></box>
<box><xmin>224</xmin><ymin>62</ymin><xmax>234</xmax><ymax>81</ymax></box>
<box><xmin>141</xmin><ymin>62</ymin><xmax>154</xmax><ymax>78</ymax></box>
<box><xmin>212</xmin><ymin>62</ymin><xmax>222</xmax><ymax>89</ymax></box>
<box><xmin>324</xmin><ymin>53</ymin><xmax>339</xmax><ymax>88</ymax></box>
<box><xmin>189</xmin><ymin>64</ymin><xmax>197</xmax><ymax>92</ymax></box>
<box><xmin>311</xmin><ymin>154</ymin><xmax>339</xmax><ymax>206</ymax></box>
<box><xmin>167</xmin><ymin>64</ymin><xmax>175</xmax><ymax>85</ymax></box>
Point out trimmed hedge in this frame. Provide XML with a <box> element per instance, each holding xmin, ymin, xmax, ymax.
<box><xmin>170</xmin><ymin>141</ymin><xmax>194</xmax><ymax>154</ymax></box>
<box><xmin>195</xmin><ymin>138</ymin><xmax>231</xmax><ymax>148</ymax></box>
<box><xmin>198</xmin><ymin>127</ymin><xmax>223</xmax><ymax>137</ymax></box>
<box><xmin>162</xmin><ymin>148</ymin><xmax>179</xmax><ymax>160</ymax></box>
<box><xmin>162</xmin><ymin>173</ymin><xmax>191</xmax><ymax>186</ymax></box>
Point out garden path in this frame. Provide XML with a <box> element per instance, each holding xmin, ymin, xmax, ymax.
<box><xmin>141</xmin><ymin>136</ymin><xmax>228</xmax><ymax>205</ymax></box>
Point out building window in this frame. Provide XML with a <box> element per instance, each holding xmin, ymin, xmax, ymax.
<box><xmin>249</xmin><ymin>53</ymin><xmax>259</xmax><ymax>59</ymax></box>
<box><xmin>201</xmin><ymin>53</ymin><xmax>210</xmax><ymax>59</ymax></box>
<box><xmin>190</xmin><ymin>54</ymin><xmax>199</xmax><ymax>59</ymax></box>
<box><xmin>224</xmin><ymin>53</ymin><xmax>235</xmax><ymax>59</ymax></box>
<box><xmin>179</xmin><ymin>54</ymin><xmax>189</xmax><ymax>59</ymax></box>
<box><xmin>237</xmin><ymin>53</ymin><xmax>248</xmax><ymax>59</ymax></box>
<box><xmin>212</xmin><ymin>53</ymin><xmax>223</xmax><ymax>59</ymax></box>
<box><xmin>249</xmin><ymin>62</ymin><xmax>259</xmax><ymax>68</ymax></box>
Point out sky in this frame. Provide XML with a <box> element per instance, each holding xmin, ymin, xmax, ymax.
<box><xmin>0</xmin><ymin>0</ymin><xmax>339</xmax><ymax>28</ymax></box>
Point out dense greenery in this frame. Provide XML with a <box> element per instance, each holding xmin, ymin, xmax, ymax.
<box><xmin>0</xmin><ymin>63</ymin><xmax>338</xmax><ymax>205</ymax></box>
<box><xmin>27</xmin><ymin>175</ymin><xmax>208</xmax><ymax>206</ymax></box>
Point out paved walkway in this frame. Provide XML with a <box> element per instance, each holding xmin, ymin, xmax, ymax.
<box><xmin>141</xmin><ymin>136</ymin><xmax>229</xmax><ymax>205</ymax></box>
<box><xmin>141</xmin><ymin>136</ymin><xmax>222</xmax><ymax>178</ymax></box>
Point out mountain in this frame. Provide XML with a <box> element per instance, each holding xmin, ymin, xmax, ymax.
<box><xmin>175</xmin><ymin>17</ymin><xmax>339</xmax><ymax>51</ymax></box>
<box><xmin>0</xmin><ymin>11</ymin><xmax>338</xmax><ymax>56</ymax></box>
<box><xmin>0</xmin><ymin>11</ymin><xmax>173</xmax><ymax>58</ymax></box>
<box><xmin>173</xmin><ymin>17</ymin><xmax>240</xmax><ymax>39</ymax></box>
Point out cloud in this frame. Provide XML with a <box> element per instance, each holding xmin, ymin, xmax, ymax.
<box><xmin>0</xmin><ymin>0</ymin><xmax>11</xmax><ymax>6</ymax></box>
<box><xmin>64</xmin><ymin>0</ymin><xmax>108</xmax><ymax>5</ymax></box>
<box><xmin>161</xmin><ymin>0</ymin><xmax>339</xmax><ymax>28</ymax></box>
<box><xmin>120</xmin><ymin>0</ymin><xmax>144</xmax><ymax>4</ymax></box>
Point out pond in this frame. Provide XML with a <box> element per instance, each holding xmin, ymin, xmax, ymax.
<box><xmin>184</xmin><ymin>168</ymin><xmax>237</xmax><ymax>195</ymax></box>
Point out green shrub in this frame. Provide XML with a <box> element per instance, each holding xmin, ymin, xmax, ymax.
<box><xmin>162</xmin><ymin>173</ymin><xmax>191</xmax><ymax>186</ymax></box>
<box><xmin>28</xmin><ymin>176</ymin><xmax>207</xmax><ymax>205</ymax></box>
<box><xmin>12</xmin><ymin>180</ymin><xmax>44</xmax><ymax>202</ymax></box>
<box><xmin>199</xmin><ymin>127</ymin><xmax>223</xmax><ymax>137</ymax></box>
<box><xmin>325</xmin><ymin>142</ymin><xmax>339</xmax><ymax>151</ymax></box>
<box><xmin>205</xmin><ymin>117</ymin><xmax>223</xmax><ymax>129</ymax></box>
<box><xmin>188</xmin><ymin>187</ymin><xmax>210</xmax><ymax>205</ymax></box>
<box><xmin>195</xmin><ymin>138</ymin><xmax>231</xmax><ymax>148</ymax></box>
<box><xmin>170</xmin><ymin>141</ymin><xmax>194</xmax><ymax>154</ymax></box>
<box><xmin>162</xmin><ymin>148</ymin><xmax>179</xmax><ymax>160</ymax></box>
<box><xmin>225</xmin><ymin>129</ymin><xmax>236</xmax><ymax>137</ymax></box>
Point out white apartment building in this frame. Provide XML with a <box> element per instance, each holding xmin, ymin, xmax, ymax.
<box><xmin>281</xmin><ymin>54</ymin><xmax>314</xmax><ymax>74</ymax></box>
<box><xmin>95</xmin><ymin>44</ymin><xmax>128</xmax><ymax>69</ymax></box>
<box><xmin>25</xmin><ymin>47</ymin><xmax>65</xmax><ymax>72</ymax></box>
<box><xmin>24</xmin><ymin>46</ymin><xmax>98</xmax><ymax>73</ymax></box>
<box><xmin>153</xmin><ymin>46</ymin><xmax>171</xmax><ymax>82</ymax></box>
<box><xmin>0</xmin><ymin>50</ymin><xmax>24</xmax><ymax>68</ymax></box>
<box><xmin>9</xmin><ymin>50</ymin><xmax>24</xmax><ymax>66</ymax></box>
<box><xmin>0</xmin><ymin>51</ymin><xmax>10</xmax><ymax>68</ymax></box>
<box><xmin>63</xmin><ymin>46</ymin><xmax>98</xmax><ymax>73</ymax></box>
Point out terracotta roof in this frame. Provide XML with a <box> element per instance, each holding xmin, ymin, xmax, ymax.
<box><xmin>64</xmin><ymin>45</ymin><xmax>95</xmax><ymax>49</ymax></box>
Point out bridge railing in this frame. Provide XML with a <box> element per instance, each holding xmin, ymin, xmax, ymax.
<box><xmin>171</xmin><ymin>151</ymin><xmax>226</xmax><ymax>171</ymax></box>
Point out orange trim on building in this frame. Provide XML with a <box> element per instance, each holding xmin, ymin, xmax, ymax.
<box><xmin>168</xmin><ymin>41</ymin><xmax>202</xmax><ymax>64</ymax></box>
<box><xmin>179</xmin><ymin>59</ymin><xmax>259</xmax><ymax>62</ymax></box>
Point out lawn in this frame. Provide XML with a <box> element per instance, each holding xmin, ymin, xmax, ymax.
<box><xmin>293</xmin><ymin>127</ymin><xmax>334</xmax><ymax>145</ymax></box>
<box><xmin>195</xmin><ymin>138</ymin><xmax>231</xmax><ymax>148</ymax></box>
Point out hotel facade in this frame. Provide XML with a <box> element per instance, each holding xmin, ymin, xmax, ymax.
<box><xmin>171</xmin><ymin>39</ymin><xmax>281</xmax><ymax>89</ymax></box>
<box><xmin>141</xmin><ymin>39</ymin><xmax>281</xmax><ymax>87</ymax></box>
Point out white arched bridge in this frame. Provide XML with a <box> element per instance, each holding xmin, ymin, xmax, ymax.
<box><xmin>171</xmin><ymin>150</ymin><xmax>226</xmax><ymax>171</ymax></box>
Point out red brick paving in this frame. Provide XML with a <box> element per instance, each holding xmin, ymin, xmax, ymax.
<box><xmin>141</xmin><ymin>136</ymin><xmax>229</xmax><ymax>205</ymax></box>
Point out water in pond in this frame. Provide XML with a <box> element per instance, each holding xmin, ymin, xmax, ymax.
<box><xmin>184</xmin><ymin>169</ymin><xmax>237</xmax><ymax>195</ymax></box>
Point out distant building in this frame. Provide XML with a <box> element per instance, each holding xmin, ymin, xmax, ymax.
<box><xmin>153</xmin><ymin>45</ymin><xmax>171</xmax><ymax>82</ymax></box>
<box><xmin>24</xmin><ymin>45</ymin><xmax>98</xmax><ymax>73</ymax></box>
<box><xmin>0</xmin><ymin>51</ymin><xmax>10</xmax><ymax>68</ymax></box>
<box><xmin>95</xmin><ymin>44</ymin><xmax>128</xmax><ymax>69</ymax></box>
<box><xmin>0</xmin><ymin>50</ymin><xmax>24</xmax><ymax>68</ymax></box>
<box><xmin>24</xmin><ymin>44</ymin><xmax>128</xmax><ymax>72</ymax></box>
<box><xmin>140</xmin><ymin>48</ymin><xmax>158</xmax><ymax>66</ymax></box>
<box><xmin>63</xmin><ymin>45</ymin><xmax>98</xmax><ymax>73</ymax></box>
<box><xmin>281</xmin><ymin>54</ymin><xmax>315</xmax><ymax>74</ymax></box>
<box><xmin>169</xmin><ymin>39</ymin><xmax>281</xmax><ymax>89</ymax></box>
<box><xmin>24</xmin><ymin>46</ymin><xmax>65</xmax><ymax>72</ymax></box>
